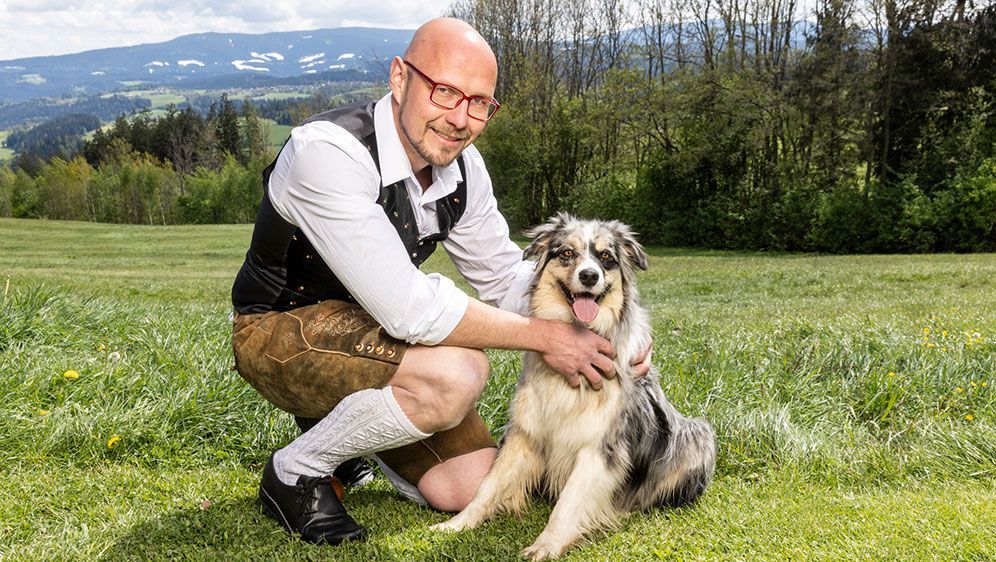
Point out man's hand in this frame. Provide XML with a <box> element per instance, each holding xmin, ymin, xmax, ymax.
<box><xmin>631</xmin><ymin>339</ymin><xmax>653</xmax><ymax>378</ymax></box>
<box><xmin>538</xmin><ymin>322</ymin><xmax>616</xmax><ymax>390</ymax></box>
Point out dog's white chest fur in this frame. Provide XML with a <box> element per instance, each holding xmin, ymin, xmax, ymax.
<box><xmin>514</xmin><ymin>353</ymin><xmax>624</xmax><ymax>486</ymax></box>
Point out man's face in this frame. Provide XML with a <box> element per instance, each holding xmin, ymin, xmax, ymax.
<box><xmin>394</xmin><ymin>59</ymin><xmax>494</xmax><ymax>169</ymax></box>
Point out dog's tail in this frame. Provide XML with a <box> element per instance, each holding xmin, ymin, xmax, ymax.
<box><xmin>657</xmin><ymin>416</ymin><xmax>716</xmax><ymax>508</ymax></box>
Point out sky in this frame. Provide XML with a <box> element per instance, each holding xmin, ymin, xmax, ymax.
<box><xmin>0</xmin><ymin>0</ymin><xmax>456</xmax><ymax>61</ymax></box>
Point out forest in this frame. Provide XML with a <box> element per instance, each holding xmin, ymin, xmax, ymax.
<box><xmin>1</xmin><ymin>0</ymin><xmax>993</xmax><ymax>252</ymax></box>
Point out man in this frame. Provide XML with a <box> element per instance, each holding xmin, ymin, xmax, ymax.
<box><xmin>231</xmin><ymin>17</ymin><xmax>646</xmax><ymax>545</ymax></box>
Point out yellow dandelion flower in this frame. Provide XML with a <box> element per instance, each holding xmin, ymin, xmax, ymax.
<box><xmin>955</xmin><ymin>387</ymin><xmax>963</xmax><ymax>393</ymax></box>
<box><xmin>888</xmin><ymin>371</ymin><xmax>897</xmax><ymax>377</ymax></box>
<box><xmin>107</xmin><ymin>435</ymin><xmax>122</xmax><ymax>448</ymax></box>
<box><xmin>965</xmin><ymin>414</ymin><xmax>974</xmax><ymax>422</ymax></box>
<box><xmin>38</xmin><ymin>409</ymin><xmax>49</xmax><ymax>417</ymax></box>
<box><xmin>982</xmin><ymin>382</ymin><xmax>988</xmax><ymax>388</ymax></box>
<box><xmin>942</xmin><ymin>330</ymin><xmax>948</xmax><ymax>337</ymax></box>
<box><xmin>63</xmin><ymin>370</ymin><xmax>80</xmax><ymax>380</ymax></box>
<box><xmin>941</xmin><ymin>347</ymin><xmax>947</xmax><ymax>352</ymax></box>
<box><xmin>971</xmin><ymin>381</ymin><xmax>977</xmax><ymax>387</ymax></box>
<box><xmin>926</xmin><ymin>342</ymin><xmax>936</xmax><ymax>349</ymax></box>
<box><xmin>97</xmin><ymin>343</ymin><xmax>107</xmax><ymax>352</ymax></box>
<box><xmin>923</xmin><ymin>327</ymin><xmax>931</xmax><ymax>334</ymax></box>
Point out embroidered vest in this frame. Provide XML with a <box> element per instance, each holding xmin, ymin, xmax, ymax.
<box><xmin>231</xmin><ymin>101</ymin><xmax>468</xmax><ymax>314</ymax></box>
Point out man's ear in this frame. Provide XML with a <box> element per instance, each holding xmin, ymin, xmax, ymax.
<box><xmin>523</xmin><ymin>213</ymin><xmax>572</xmax><ymax>261</ymax></box>
<box><xmin>389</xmin><ymin>56</ymin><xmax>407</xmax><ymax>104</ymax></box>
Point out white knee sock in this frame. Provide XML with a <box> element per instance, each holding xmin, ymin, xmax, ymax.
<box><xmin>273</xmin><ymin>386</ymin><xmax>430</xmax><ymax>485</ymax></box>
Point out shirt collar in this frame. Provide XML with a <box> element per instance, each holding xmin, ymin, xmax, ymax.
<box><xmin>373</xmin><ymin>93</ymin><xmax>464</xmax><ymax>195</ymax></box>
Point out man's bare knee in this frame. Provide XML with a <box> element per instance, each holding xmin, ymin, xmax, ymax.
<box><xmin>390</xmin><ymin>346</ymin><xmax>491</xmax><ymax>433</ymax></box>
<box><xmin>419</xmin><ymin>447</ymin><xmax>497</xmax><ymax>512</ymax></box>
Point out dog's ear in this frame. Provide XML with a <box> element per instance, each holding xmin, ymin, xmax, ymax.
<box><xmin>523</xmin><ymin>214</ymin><xmax>571</xmax><ymax>261</ymax></box>
<box><xmin>611</xmin><ymin>221</ymin><xmax>649</xmax><ymax>271</ymax></box>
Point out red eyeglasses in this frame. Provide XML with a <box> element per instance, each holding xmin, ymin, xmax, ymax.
<box><xmin>403</xmin><ymin>59</ymin><xmax>500</xmax><ymax>122</ymax></box>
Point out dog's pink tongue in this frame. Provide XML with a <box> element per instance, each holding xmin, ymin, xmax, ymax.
<box><xmin>572</xmin><ymin>297</ymin><xmax>599</xmax><ymax>323</ymax></box>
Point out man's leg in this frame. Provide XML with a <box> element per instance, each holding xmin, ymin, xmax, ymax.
<box><xmin>274</xmin><ymin>344</ymin><xmax>491</xmax><ymax>487</ymax></box>
<box><xmin>233</xmin><ymin>301</ymin><xmax>497</xmax><ymax>542</ymax></box>
<box><xmin>379</xmin><ymin>345</ymin><xmax>497</xmax><ymax>511</ymax></box>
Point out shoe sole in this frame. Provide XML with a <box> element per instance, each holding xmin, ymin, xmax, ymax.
<box><xmin>259</xmin><ymin>486</ymin><xmax>295</xmax><ymax>534</ymax></box>
<box><xmin>259</xmin><ymin>485</ymin><xmax>367</xmax><ymax>545</ymax></box>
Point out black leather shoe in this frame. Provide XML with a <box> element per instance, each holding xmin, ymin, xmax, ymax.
<box><xmin>334</xmin><ymin>458</ymin><xmax>376</xmax><ymax>488</ymax></box>
<box><xmin>259</xmin><ymin>453</ymin><xmax>368</xmax><ymax>545</ymax></box>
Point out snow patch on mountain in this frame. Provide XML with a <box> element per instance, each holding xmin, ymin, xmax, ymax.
<box><xmin>297</xmin><ymin>52</ymin><xmax>325</xmax><ymax>64</ymax></box>
<box><xmin>231</xmin><ymin>60</ymin><xmax>269</xmax><ymax>72</ymax></box>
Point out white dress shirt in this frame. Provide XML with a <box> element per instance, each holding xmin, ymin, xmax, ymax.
<box><xmin>267</xmin><ymin>93</ymin><xmax>533</xmax><ymax>345</ymax></box>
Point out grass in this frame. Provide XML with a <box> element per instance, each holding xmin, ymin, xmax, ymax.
<box><xmin>0</xmin><ymin>217</ymin><xmax>993</xmax><ymax>560</ymax></box>
<box><xmin>0</xmin><ymin>129</ymin><xmax>14</xmax><ymax>161</ymax></box>
<box><xmin>264</xmin><ymin>120</ymin><xmax>292</xmax><ymax>150</ymax></box>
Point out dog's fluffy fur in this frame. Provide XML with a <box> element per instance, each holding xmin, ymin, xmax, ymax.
<box><xmin>433</xmin><ymin>214</ymin><xmax>716</xmax><ymax>560</ymax></box>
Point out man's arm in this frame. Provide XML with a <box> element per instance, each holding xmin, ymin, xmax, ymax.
<box><xmin>441</xmin><ymin>299</ymin><xmax>617</xmax><ymax>390</ymax></box>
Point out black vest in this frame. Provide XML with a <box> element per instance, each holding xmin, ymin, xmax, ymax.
<box><xmin>231</xmin><ymin>101</ymin><xmax>468</xmax><ymax>314</ymax></box>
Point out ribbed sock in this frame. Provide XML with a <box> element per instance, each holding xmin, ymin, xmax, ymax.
<box><xmin>273</xmin><ymin>386</ymin><xmax>430</xmax><ymax>485</ymax></box>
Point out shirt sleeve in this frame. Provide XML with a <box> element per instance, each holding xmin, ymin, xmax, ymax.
<box><xmin>442</xmin><ymin>147</ymin><xmax>534</xmax><ymax>314</ymax></box>
<box><xmin>268</xmin><ymin>124</ymin><xmax>469</xmax><ymax>345</ymax></box>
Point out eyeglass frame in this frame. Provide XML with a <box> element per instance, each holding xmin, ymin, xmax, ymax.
<box><xmin>402</xmin><ymin>59</ymin><xmax>501</xmax><ymax>122</ymax></box>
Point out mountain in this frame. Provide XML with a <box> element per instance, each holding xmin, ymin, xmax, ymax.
<box><xmin>0</xmin><ymin>27</ymin><xmax>413</xmax><ymax>103</ymax></box>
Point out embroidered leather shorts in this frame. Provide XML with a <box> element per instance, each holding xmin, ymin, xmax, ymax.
<box><xmin>232</xmin><ymin>299</ymin><xmax>496</xmax><ymax>486</ymax></box>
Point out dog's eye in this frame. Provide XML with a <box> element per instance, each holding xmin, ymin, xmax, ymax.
<box><xmin>560</xmin><ymin>249</ymin><xmax>575</xmax><ymax>259</ymax></box>
<box><xmin>599</xmin><ymin>251</ymin><xmax>612</xmax><ymax>261</ymax></box>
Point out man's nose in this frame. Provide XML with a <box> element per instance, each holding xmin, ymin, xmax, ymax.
<box><xmin>445</xmin><ymin>99</ymin><xmax>470</xmax><ymax>129</ymax></box>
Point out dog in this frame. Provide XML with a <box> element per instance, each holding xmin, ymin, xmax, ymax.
<box><xmin>432</xmin><ymin>214</ymin><xmax>716</xmax><ymax>560</ymax></box>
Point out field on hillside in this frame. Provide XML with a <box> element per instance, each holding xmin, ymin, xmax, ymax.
<box><xmin>0</xmin><ymin>217</ymin><xmax>993</xmax><ymax>560</ymax></box>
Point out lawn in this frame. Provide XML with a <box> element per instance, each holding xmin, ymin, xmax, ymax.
<box><xmin>0</xmin><ymin>217</ymin><xmax>993</xmax><ymax>560</ymax></box>
<box><xmin>0</xmin><ymin>130</ymin><xmax>14</xmax><ymax>161</ymax></box>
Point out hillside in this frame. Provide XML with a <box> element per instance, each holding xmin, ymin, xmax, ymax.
<box><xmin>0</xmin><ymin>27</ymin><xmax>411</xmax><ymax>102</ymax></box>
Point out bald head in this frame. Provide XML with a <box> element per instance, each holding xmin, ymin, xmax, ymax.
<box><xmin>404</xmin><ymin>18</ymin><xmax>497</xmax><ymax>86</ymax></box>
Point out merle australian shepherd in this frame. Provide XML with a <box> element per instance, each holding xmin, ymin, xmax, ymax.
<box><xmin>433</xmin><ymin>214</ymin><xmax>716</xmax><ymax>560</ymax></box>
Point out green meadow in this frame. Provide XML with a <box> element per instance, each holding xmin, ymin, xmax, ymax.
<box><xmin>0</xmin><ymin>217</ymin><xmax>993</xmax><ymax>560</ymax></box>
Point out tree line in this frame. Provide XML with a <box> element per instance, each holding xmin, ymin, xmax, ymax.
<box><xmin>453</xmin><ymin>0</ymin><xmax>995</xmax><ymax>252</ymax></box>
<box><xmin>1</xmin><ymin>0</ymin><xmax>994</xmax><ymax>252</ymax></box>
<box><xmin>0</xmin><ymin>94</ymin><xmax>273</xmax><ymax>225</ymax></box>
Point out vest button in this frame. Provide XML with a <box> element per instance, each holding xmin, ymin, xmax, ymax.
<box><xmin>292</xmin><ymin>235</ymin><xmax>298</xmax><ymax>241</ymax></box>
<box><xmin>297</xmin><ymin>286</ymin><xmax>305</xmax><ymax>291</ymax></box>
<box><xmin>418</xmin><ymin>241</ymin><xmax>423</xmax><ymax>246</ymax></box>
<box><xmin>305</xmin><ymin>254</ymin><xmax>312</xmax><ymax>259</ymax></box>
<box><xmin>386</xmin><ymin>349</ymin><xmax>395</xmax><ymax>357</ymax></box>
<box><xmin>411</xmin><ymin>252</ymin><xmax>418</xmax><ymax>258</ymax></box>
<box><xmin>289</xmin><ymin>300</ymin><xmax>297</xmax><ymax>306</ymax></box>
<box><xmin>354</xmin><ymin>344</ymin><xmax>363</xmax><ymax>352</ymax></box>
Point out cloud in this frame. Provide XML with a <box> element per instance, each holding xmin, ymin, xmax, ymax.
<box><xmin>0</xmin><ymin>0</ymin><xmax>455</xmax><ymax>60</ymax></box>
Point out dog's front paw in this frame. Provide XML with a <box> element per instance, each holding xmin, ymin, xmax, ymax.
<box><xmin>430</xmin><ymin>513</ymin><xmax>475</xmax><ymax>533</ymax></box>
<box><xmin>521</xmin><ymin>539</ymin><xmax>566</xmax><ymax>561</ymax></box>
<box><xmin>429</xmin><ymin>519</ymin><xmax>462</xmax><ymax>533</ymax></box>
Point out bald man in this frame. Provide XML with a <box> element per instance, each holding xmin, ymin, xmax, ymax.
<box><xmin>230</xmin><ymin>18</ymin><xmax>635</xmax><ymax>545</ymax></box>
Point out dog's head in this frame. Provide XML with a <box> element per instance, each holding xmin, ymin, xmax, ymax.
<box><xmin>523</xmin><ymin>213</ymin><xmax>648</xmax><ymax>331</ymax></box>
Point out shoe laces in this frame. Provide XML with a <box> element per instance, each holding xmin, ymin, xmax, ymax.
<box><xmin>295</xmin><ymin>475</ymin><xmax>332</xmax><ymax>517</ymax></box>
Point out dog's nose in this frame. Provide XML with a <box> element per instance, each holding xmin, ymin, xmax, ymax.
<box><xmin>578</xmin><ymin>268</ymin><xmax>600</xmax><ymax>287</ymax></box>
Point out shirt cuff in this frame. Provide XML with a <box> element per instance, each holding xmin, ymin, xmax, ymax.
<box><xmin>496</xmin><ymin>260</ymin><xmax>536</xmax><ymax>315</ymax></box>
<box><xmin>406</xmin><ymin>275</ymin><xmax>470</xmax><ymax>346</ymax></box>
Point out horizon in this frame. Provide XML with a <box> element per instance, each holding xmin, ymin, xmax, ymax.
<box><xmin>0</xmin><ymin>1</ymin><xmax>454</xmax><ymax>61</ymax></box>
<box><xmin>0</xmin><ymin>24</ymin><xmax>418</xmax><ymax>64</ymax></box>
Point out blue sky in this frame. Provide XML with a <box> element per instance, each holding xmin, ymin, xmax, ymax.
<box><xmin>0</xmin><ymin>1</ymin><xmax>455</xmax><ymax>61</ymax></box>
